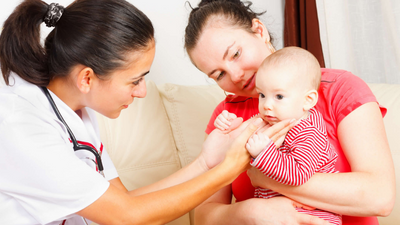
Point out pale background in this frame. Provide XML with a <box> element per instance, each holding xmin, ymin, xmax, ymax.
<box><xmin>0</xmin><ymin>0</ymin><xmax>285</xmax><ymax>86</ymax></box>
<box><xmin>316</xmin><ymin>0</ymin><xmax>400</xmax><ymax>84</ymax></box>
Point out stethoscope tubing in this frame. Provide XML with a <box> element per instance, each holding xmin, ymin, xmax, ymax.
<box><xmin>41</xmin><ymin>87</ymin><xmax>105</xmax><ymax>177</ymax></box>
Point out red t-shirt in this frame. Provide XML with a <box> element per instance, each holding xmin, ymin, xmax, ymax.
<box><xmin>205</xmin><ymin>68</ymin><xmax>387</xmax><ymax>225</ymax></box>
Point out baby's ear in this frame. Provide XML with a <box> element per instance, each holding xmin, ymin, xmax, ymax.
<box><xmin>303</xmin><ymin>90</ymin><xmax>318</xmax><ymax>111</ymax></box>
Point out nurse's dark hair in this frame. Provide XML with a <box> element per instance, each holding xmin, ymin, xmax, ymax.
<box><xmin>184</xmin><ymin>0</ymin><xmax>267</xmax><ymax>53</ymax></box>
<box><xmin>0</xmin><ymin>0</ymin><xmax>154</xmax><ymax>86</ymax></box>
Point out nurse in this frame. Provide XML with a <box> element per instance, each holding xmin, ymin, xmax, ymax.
<box><xmin>0</xmin><ymin>0</ymin><xmax>297</xmax><ymax>224</ymax></box>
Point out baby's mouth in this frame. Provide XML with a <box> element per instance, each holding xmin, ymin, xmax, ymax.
<box><xmin>264</xmin><ymin>115</ymin><xmax>278</xmax><ymax>122</ymax></box>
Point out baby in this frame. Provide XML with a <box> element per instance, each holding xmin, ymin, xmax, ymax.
<box><xmin>214</xmin><ymin>47</ymin><xmax>341</xmax><ymax>225</ymax></box>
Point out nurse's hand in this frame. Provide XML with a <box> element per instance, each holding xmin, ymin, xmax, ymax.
<box><xmin>201</xmin><ymin>117</ymin><xmax>296</xmax><ymax>170</ymax></box>
<box><xmin>200</xmin><ymin>117</ymin><xmax>264</xmax><ymax>170</ymax></box>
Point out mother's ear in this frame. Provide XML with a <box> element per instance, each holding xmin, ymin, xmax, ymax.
<box><xmin>251</xmin><ymin>18</ymin><xmax>271</xmax><ymax>42</ymax></box>
<box><xmin>303</xmin><ymin>90</ymin><xmax>318</xmax><ymax>111</ymax></box>
<box><xmin>76</xmin><ymin>67</ymin><xmax>95</xmax><ymax>94</ymax></box>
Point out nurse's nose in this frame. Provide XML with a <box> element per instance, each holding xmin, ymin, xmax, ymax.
<box><xmin>132</xmin><ymin>80</ymin><xmax>147</xmax><ymax>98</ymax></box>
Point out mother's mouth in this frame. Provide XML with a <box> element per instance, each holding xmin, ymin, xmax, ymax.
<box><xmin>243</xmin><ymin>74</ymin><xmax>256</xmax><ymax>90</ymax></box>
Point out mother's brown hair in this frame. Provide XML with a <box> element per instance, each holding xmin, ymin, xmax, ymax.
<box><xmin>184</xmin><ymin>0</ymin><xmax>267</xmax><ymax>53</ymax></box>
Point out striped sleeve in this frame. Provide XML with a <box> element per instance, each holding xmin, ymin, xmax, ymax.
<box><xmin>251</xmin><ymin>124</ymin><xmax>329</xmax><ymax>186</ymax></box>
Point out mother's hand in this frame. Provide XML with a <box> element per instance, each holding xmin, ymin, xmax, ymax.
<box><xmin>247</xmin><ymin>166</ymin><xmax>272</xmax><ymax>189</ymax></box>
<box><xmin>239</xmin><ymin>197</ymin><xmax>330</xmax><ymax>225</ymax></box>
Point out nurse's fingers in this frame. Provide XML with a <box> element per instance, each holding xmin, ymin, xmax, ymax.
<box><xmin>261</xmin><ymin>119</ymin><xmax>296</xmax><ymax>144</ymax></box>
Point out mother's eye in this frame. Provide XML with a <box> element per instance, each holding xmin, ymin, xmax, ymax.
<box><xmin>216</xmin><ymin>71</ymin><xmax>225</xmax><ymax>81</ymax></box>
<box><xmin>233</xmin><ymin>49</ymin><xmax>241</xmax><ymax>59</ymax></box>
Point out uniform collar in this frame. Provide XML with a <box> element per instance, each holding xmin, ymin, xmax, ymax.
<box><xmin>8</xmin><ymin>73</ymin><xmax>101</xmax><ymax>150</ymax></box>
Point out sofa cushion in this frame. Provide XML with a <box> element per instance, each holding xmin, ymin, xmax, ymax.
<box><xmin>158</xmin><ymin>83</ymin><xmax>225</xmax><ymax>167</ymax></box>
<box><xmin>96</xmin><ymin>80</ymin><xmax>181</xmax><ymax>190</ymax></box>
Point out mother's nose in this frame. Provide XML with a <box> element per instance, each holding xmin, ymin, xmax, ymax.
<box><xmin>227</xmin><ymin>65</ymin><xmax>245</xmax><ymax>83</ymax></box>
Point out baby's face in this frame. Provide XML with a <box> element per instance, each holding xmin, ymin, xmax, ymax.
<box><xmin>256</xmin><ymin>65</ymin><xmax>309</xmax><ymax>125</ymax></box>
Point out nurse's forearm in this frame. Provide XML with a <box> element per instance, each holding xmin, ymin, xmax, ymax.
<box><xmin>78</xmin><ymin>157</ymin><xmax>247</xmax><ymax>224</ymax></box>
<box><xmin>128</xmin><ymin>155</ymin><xmax>208</xmax><ymax>196</ymax></box>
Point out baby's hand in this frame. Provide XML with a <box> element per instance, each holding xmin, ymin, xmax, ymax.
<box><xmin>246</xmin><ymin>133</ymin><xmax>271</xmax><ymax>158</ymax></box>
<box><xmin>214</xmin><ymin>110</ymin><xmax>241</xmax><ymax>133</ymax></box>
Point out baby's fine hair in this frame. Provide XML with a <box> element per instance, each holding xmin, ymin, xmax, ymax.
<box><xmin>262</xmin><ymin>47</ymin><xmax>321</xmax><ymax>90</ymax></box>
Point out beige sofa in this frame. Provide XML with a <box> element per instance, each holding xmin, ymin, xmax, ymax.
<box><xmin>96</xmin><ymin>80</ymin><xmax>400</xmax><ymax>225</ymax></box>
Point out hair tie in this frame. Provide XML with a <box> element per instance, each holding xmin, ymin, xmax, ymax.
<box><xmin>43</xmin><ymin>3</ymin><xmax>65</xmax><ymax>27</ymax></box>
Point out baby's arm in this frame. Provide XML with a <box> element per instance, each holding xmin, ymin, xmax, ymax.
<box><xmin>214</xmin><ymin>110</ymin><xmax>242</xmax><ymax>133</ymax></box>
<box><xmin>246</xmin><ymin>133</ymin><xmax>271</xmax><ymax>158</ymax></box>
<box><xmin>251</xmin><ymin>126</ymin><xmax>333</xmax><ymax>186</ymax></box>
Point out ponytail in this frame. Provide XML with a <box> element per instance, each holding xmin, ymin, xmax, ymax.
<box><xmin>0</xmin><ymin>0</ymin><xmax>49</xmax><ymax>86</ymax></box>
<box><xmin>0</xmin><ymin>0</ymin><xmax>154</xmax><ymax>87</ymax></box>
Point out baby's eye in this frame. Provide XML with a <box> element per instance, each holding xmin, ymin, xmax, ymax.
<box><xmin>275</xmin><ymin>94</ymin><xmax>284</xmax><ymax>100</ymax></box>
<box><xmin>133</xmin><ymin>77</ymin><xmax>143</xmax><ymax>86</ymax></box>
<box><xmin>259</xmin><ymin>93</ymin><xmax>265</xmax><ymax>98</ymax></box>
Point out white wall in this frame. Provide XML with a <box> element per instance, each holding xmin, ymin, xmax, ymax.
<box><xmin>0</xmin><ymin>0</ymin><xmax>284</xmax><ymax>86</ymax></box>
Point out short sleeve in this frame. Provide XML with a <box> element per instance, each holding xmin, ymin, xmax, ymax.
<box><xmin>0</xmin><ymin>111</ymin><xmax>109</xmax><ymax>224</ymax></box>
<box><xmin>318</xmin><ymin>69</ymin><xmax>386</xmax><ymax>126</ymax></box>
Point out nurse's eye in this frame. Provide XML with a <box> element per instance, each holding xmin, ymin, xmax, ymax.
<box><xmin>259</xmin><ymin>93</ymin><xmax>265</xmax><ymax>98</ymax></box>
<box><xmin>216</xmin><ymin>71</ymin><xmax>225</xmax><ymax>81</ymax></box>
<box><xmin>133</xmin><ymin>77</ymin><xmax>143</xmax><ymax>86</ymax></box>
<box><xmin>275</xmin><ymin>94</ymin><xmax>284</xmax><ymax>100</ymax></box>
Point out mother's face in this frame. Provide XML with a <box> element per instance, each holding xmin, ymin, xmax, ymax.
<box><xmin>189</xmin><ymin>20</ymin><xmax>273</xmax><ymax>97</ymax></box>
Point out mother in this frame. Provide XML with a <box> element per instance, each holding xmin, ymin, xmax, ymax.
<box><xmin>184</xmin><ymin>0</ymin><xmax>395</xmax><ymax>224</ymax></box>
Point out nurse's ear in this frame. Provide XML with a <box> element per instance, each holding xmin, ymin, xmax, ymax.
<box><xmin>251</xmin><ymin>18</ymin><xmax>271</xmax><ymax>43</ymax></box>
<box><xmin>76</xmin><ymin>67</ymin><xmax>95</xmax><ymax>94</ymax></box>
<box><xmin>303</xmin><ymin>89</ymin><xmax>318</xmax><ymax>111</ymax></box>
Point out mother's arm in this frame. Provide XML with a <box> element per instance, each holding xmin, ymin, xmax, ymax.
<box><xmin>194</xmin><ymin>181</ymin><xmax>330</xmax><ymax>225</ymax></box>
<box><xmin>248</xmin><ymin>102</ymin><xmax>396</xmax><ymax>217</ymax></box>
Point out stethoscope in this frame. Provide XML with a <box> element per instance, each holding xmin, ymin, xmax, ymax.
<box><xmin>41</xmin><ymin>87</ymin><xmax>105</xmax><ymax>178</ymax></box>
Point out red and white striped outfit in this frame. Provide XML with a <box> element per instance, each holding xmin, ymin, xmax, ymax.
<box><xmin>251</xmin><ymin>107</ymin><xmax>341</xmax><ymax>225</ymax></box>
